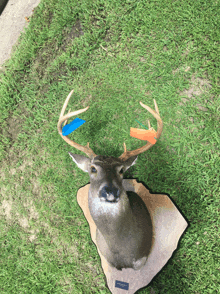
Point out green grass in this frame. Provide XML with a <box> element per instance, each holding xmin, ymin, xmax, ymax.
<box><xmin>0</xmin><ymin>0</ymin><xmax>219</xmax><ymax>293</ymax></box>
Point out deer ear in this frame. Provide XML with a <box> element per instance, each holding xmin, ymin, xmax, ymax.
<box><xmin>68</xmin><ymin>152</ymin><xmax>91</xmax><ymax>173</ymax></box>
<box><xmin>123</xmin><ymin>155</ymin><xmax>138</xmax><ymax>172</ymax></box>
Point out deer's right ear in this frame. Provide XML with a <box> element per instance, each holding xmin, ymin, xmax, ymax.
<box><xmin>68</xmin><ymin>152</ymin><xmax>91</xmax><ymax>173</ymax></box>
<box><xmin>123</xmin><ymin>155</ymin><xmax>138</xmax><ymax>172</ymax></box>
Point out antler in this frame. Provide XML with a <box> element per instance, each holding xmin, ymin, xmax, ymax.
<box><xmin>57</xmin><ymin>90</ymin><xmax>97</xmax><ymax>159</ymax></box>
<box><xmin>58</xmin><ymin>91</ymin><xmax>162</xmax><ymax>161</ymax></box>
<box><xmin>118</xmin><ymin>99</ymin><xmax>163</xmax><ymax>161</ymax></box>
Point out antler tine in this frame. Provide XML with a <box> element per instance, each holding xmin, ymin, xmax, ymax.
<box><xmin>153</xmin><ymin>98</ymin><xmax>160</xmax><ymax>115</ymax></box>
<box><xmin>57</xmin><ymin>90</ymin><xmax>97</xmax><ymax>159</ymax></box>
<box><xmin>119</xmin><ymin>99</ymin><xmax>163</xmax><ymax>161</ymax></box>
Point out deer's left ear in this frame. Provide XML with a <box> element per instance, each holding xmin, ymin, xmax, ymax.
<box><xmin>68</xmin><ymin>152</ymin><xmax>91</xmax><ymax>173</ymax></box>
<box><xmin>123</xmin><ymin>155</ymin><xmax>138</xmax><ymax>172</ymax></box>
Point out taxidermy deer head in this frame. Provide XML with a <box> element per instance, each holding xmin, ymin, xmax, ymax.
<box><xmin>58</xmin><ymin>90</ymin><xmax>163</xmax><ymax>270</ymax></box>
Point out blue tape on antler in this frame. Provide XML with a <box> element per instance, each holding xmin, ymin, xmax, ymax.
<box><xmin>62</xmin><ymin>118</ymin><xmax>86</xmax><ymax>136</ymax></box>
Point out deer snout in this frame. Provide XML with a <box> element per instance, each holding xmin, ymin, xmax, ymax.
<box><xmin>99</xmin><ymin>184</ymin><xmax>120</xmax><ymax>203</ymax></box>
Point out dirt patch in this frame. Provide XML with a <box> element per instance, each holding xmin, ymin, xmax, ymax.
<box><xmin>179</xmin><ymin>74</ymin><xmax>213</xmax><ymax>111</ymax></box>
<box><xmin>0</xmin><ymin>140</ymin><xmax>83</xmax><ymax>269</ymax></box>
<box><xmin>60</xmin><ymin>19</ymin><xmax>84</xmax><ymax>52</ymax></box>
<box><xmin>1</xmin><ymin>101</ymin><xmax>33</xmax><ymax>146</ymax></box>
<box><xmin>0</xmin><ymin>199</ymin><xmax>12</xmax><ymax>220</ymax></box>
<box><xmin>0</xmin><ymin>20</ymin><xmax>85</xmax><ymax>159</ymax></box>
<box><xmin>31</xmin><ymin>19</ymin><xmax>84</xmax><ymax>81</ymax></box>
<box><xmin>180</xmin><ymin>75</ymin><xmax>211</xmax><ymax>99</ymax></box>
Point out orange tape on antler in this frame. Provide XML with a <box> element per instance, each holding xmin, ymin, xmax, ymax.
<box><xmin>130</xmin><ymin>127</ymin><xmax>157</xmax><ymax>144</ymax></box>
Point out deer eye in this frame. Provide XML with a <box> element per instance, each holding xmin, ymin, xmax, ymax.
<box><xmin>119</xmin><ymin>168</ymin><xmax>124</xmax><ymax>174</ymax></box>
<box><xmin>91</xmin><ymin>166</ymin><xmax>97</xmax><ymax>173</ymax></box>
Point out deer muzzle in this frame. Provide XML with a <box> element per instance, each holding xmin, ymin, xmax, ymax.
<box><xmin>99</xmin><ymin>184</ymin><xmax>120</xmax><ymax>203</ymax></box>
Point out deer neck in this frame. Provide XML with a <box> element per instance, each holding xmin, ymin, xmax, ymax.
<box><xmin>88</xmin><ymin>190</ymin><xmax>136</xmax><ymax>248</ymax></box>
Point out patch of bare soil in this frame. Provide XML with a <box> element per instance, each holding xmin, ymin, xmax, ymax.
<box><xmin>178</xmin><ymin>74</ymin><xmax>213</xmax><ymax>111</ymax></box>
<box><xmin>1</xmin><ymin>18</ymin><xmax>84</xmax><ymax>149</ymax></box>
<box><xmin>31</xmin><ymin>19</ymin><xmax>84</xmax><ymax>81</ymax></box>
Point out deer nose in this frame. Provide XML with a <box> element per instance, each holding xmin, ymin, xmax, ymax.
<box><xmin>99</xmin><ymin>184</ymin><xmax>120</xmax><ymax>203</ymax></box>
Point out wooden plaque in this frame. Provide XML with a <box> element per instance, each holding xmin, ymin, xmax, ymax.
<box><xmin>77</xmin><ymin>179</ymin><xmax>188</xmax><ymax>294</ymax></box>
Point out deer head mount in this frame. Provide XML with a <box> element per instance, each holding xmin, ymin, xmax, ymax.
<box><xmin>57</xmin><ymin>90</ymin><xmax>163</xmax><ymax>270</ymax></box>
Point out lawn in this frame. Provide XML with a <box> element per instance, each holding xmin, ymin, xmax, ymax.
<box><xmin>0</xmin><ymin>0</ymin><xmax>219</xmax><ymax>293</ymax></box>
